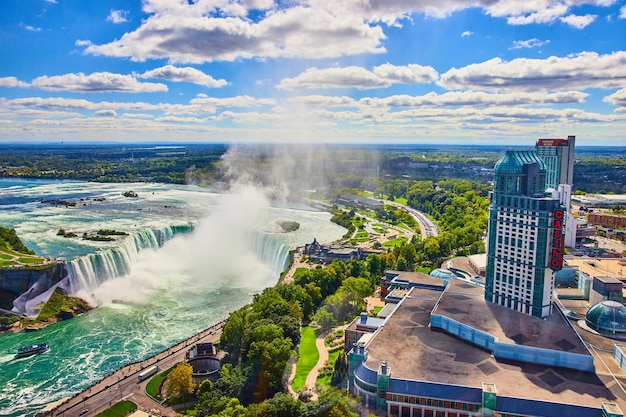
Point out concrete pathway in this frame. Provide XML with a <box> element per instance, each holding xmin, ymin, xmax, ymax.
<box><xmin>302</xmin><ymin>331</ymin><xmax>329</xmax><ymax>400</ymax></box>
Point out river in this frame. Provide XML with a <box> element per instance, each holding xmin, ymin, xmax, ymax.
<box><xmin>0</xmin><ymin>179</ymin><xmax>345</xmax><ymax>417</ymax></box>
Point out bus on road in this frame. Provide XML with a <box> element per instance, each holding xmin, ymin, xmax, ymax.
<box><xmin>138</xmin><ymin>365</ymin><xmax>160</xmax><ymax>382</ymax></box>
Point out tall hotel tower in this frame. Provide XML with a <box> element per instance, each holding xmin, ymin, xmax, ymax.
<box><xmin>485</xmin><ymin>149</ymin><xmax>566</xmax><ymax>318</ymax></box>
<box><xmin>536</xmin><ymin>136</ymin><xmax>577</xmax><ymax>247</ymax></box>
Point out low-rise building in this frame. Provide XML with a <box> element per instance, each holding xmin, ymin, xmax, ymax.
<box><xmin>348</xmin><ymin>278</ymin><xmax>626</xmax><ymax>416</ymax></box>
<box><xmin>588</xmin><ymin>213</ymin><xmax>626</xmax><ymax>229</ymax></box>
<box><xmin>344</xmin><ymin>312</ymin><xmax>386</xmax><ymax>351</ymax></box>
<box><xmin>337</xmin><ymin>194</ymin><xmax>384</xmax><ymax>211</ymax></box>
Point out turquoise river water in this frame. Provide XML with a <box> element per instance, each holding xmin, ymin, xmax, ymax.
<box><xmin>0</xmin><ymin>179</ymin><xmax>345</xmax><ymax>417</ymax></box>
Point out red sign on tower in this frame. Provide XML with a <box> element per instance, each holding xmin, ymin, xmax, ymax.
<box><xmin>550</xmin><ymin>209</ymin><xmax>565</xmax><ymax>270</ymax></box>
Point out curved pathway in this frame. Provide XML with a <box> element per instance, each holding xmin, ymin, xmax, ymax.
<box><xmin>302</xmin><ymin>331</ymin><xmax>329</xmax><ymax>400</ymax></box>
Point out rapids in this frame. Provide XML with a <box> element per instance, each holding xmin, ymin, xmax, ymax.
<box><xmin>0</xmin><ymin>179</ymin><xmax>345</xmax><ymax>417</ymax></box>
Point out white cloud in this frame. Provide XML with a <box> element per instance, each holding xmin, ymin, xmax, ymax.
<box><xmin>296</xmin><ymin>91</ymin><xmax>587</xmax><ymax>109</ymax></box>
<box><xmin>438</xmin><ymin>51</ymin><xmax>626</xmax><ymax>92</ymax></box>
<box><xmin>21</xmin><ymin>23</ymin><xmax>42</xmax><ymax>32</ymax></box>
<box><xmin>94</xmin><ymin>109</ymin><xmax>117</xmax><ymax>117</ymax></box>
<box><xmin>140</xmin><ymin>65</ymin><xmax>227</xmax><ymax>88</ymax></box>
<box><xmin>461</xmin><ymin>31</ymin><xmax>473</xmax><ymax>37</ymax></box>
<box><xmin>0</xmin><ymin>76</ymin><xmax>29</xmax><ymax>88</ymax></box>
<box><xmin>510</xmin><ymin>38</ymin><xmax>550</xmax><ymax>50</ymax></box>
<box><xmin>30</xmin><ymin>72</ymin><xmax>168</xmax><ymax>93</ymax></box>
<box><xmin>106</xmin><ymin>10</ymin><xmax>129</xmax><ymax>24</ymax></box>
<box><xmin>603</xmin><ymin>88</ymin><xmax>626</xmax><ymax>111</ymax></box>
<box><xmin>278</xmin><ymin>64</ymin><xmax>438</xmax><ymax>90</ymax></box>
<box><xmin>75</xmin><ymin>39</ymin><xmax>91</xmax><ymax>46</ymax></box>
<box><xmin>560</xmin><ymin>14</ymin><xmax>597</xmax><ymax>28</ymax></box>
<box><xmin>86</xmin><ymin>6</ymin><xmax>385</xmax><ymax>63</ymax></box>
<box><xmin>80</xmin><ymin>1</ymin><xmax>620</xmax><ymax>65</ymax></box>
<box><xmin>621</xmin><ymin>5</ymin><xmax>626</xmax><ymax>18</ymax></box>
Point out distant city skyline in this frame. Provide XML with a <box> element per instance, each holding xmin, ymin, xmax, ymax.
<box><xmin>1</xmin><ymin>0</ymin><xmax>625</xmax><ymax>145</ymax></box>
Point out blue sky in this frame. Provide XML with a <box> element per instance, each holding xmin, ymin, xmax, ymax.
<box><xmin>1</xmin><ymin>0</ymin><xmax>625</xmax><ymax>145</ymax></box>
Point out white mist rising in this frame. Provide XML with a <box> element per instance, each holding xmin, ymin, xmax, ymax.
<box><xmin>82</xmin><ymin>185</ymin><xmax>277</xmax><ymax>306</ymax></box>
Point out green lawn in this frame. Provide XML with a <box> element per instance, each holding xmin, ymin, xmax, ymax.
<box><xmin>96</xmin><ymin>400</ymin><xmax>137</xmax><ymax>417</ymax></box>
<box><xmin>394</xmin><ymin>197</ymin><xmax>408</xmax><ymax>205</ymax></box>
<box><xmin>0</xmin><ymin>246</ymin><xmax>47</xmax><ymax>267</ymax></box>
<box><xmin>382</xmin><ymin>237</ymin><xmax>408</xmax><ymax>248</ymax></box>
<box><xmin>146</xmin><ymin>367</ymin><xmax>172</xmax><ymax>399</ymax></box>
<box><xmin>292</xmin><ymin>267</ymin><xmax>308</xmax><ymax>280</ymax></box>
<box><xmin>354</xmin><ymin>229</ymin><xmax>369</xmax><ymax>242</ymax></box>
<box><xmin>373</xmin><ymin>306</ymin><xmax>383</xmax><ymax>315</ymax></box>
<box><xmin>316</xmin><ymin>349</ymin><xmax>341</xmax><ymax>389</ymax></box>
<box><xmin>292</xmin><ymin>326</ymin><xmax>319</xmax><ymax>392</ymax></box>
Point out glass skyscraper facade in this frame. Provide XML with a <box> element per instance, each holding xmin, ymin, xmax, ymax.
<box><xmin>485</xmin><ymin>149</ymin><xmax>564</xmax><ymax>318</ymax></box>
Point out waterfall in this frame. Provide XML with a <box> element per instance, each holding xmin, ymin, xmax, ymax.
<box><xmin>249</xmin><ymin>232</ymin><xmax>291</xmax><ymax>277</ymax></box>
<box><xmin>66</xmin><ymin>225</ymin><xmax>291</xmax><ymax>293</ymax></box>
<box><xmin>66</xmin><ymin>224</ymin><xmax>193</xmax><ymax>293</ymax></box>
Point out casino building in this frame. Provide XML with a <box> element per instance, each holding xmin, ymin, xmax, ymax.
<box><xmin>484</xmin><ymin>149</ymin><xmax>566</xmax><ymax>318</ymax></box>
<box><xmin>348</xmin><ymin>139</ymin><xmax>626</xmax><ymax>416</ymax></box>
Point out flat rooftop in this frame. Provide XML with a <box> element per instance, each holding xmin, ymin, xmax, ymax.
<box><xmin>363</xmin><ymin>282</ymin><xmax>626</xmax><ymax>409</ymax></box>
<box><xmin>387</xmin><ymin>270</ymin><xmax>443</xmax><ymax>287</ymax></box>
<box><xmin>566</xmin><ymin>257</ymin><xmax>625</xmax><ymax>279</ymax></box>
<box><xmin>433</xmin><ymin>280</ymin><xmax>589</xmax><ymax>354</ymax></box>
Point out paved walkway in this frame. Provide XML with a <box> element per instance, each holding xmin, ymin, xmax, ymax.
<box><xmin>289</xmin><ymin>324</ymin><xmax>350</xmax><ymax>400</ymax></box>
<box><xmin>45</xmin><ymin>322</ymin><xmax>224</xmax><ymax>417</ymax></box>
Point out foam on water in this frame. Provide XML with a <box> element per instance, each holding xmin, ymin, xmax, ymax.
<box><xmin>0</xmin><ymin>179</ymin><xmax>345</xmax><ymax>417</ymax></box>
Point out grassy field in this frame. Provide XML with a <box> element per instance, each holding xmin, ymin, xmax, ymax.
<box><xmin>354</xmin><ymin>228</ymin><xmax>369</xmax><ymax>243</ymax></box>
<box><xmin>292</xmin><ymin>326</ymin><xmax>319</xmax><ymax>392</ymax></box>
<box><xmin>416</xmin><ymin>266</ymin><xmax>432</xmax><ymax>274</ymax></box>
<box><xmin>146</xmin><ymin>367</ymin><xmax>172</xmax><ymax>400</ymax></box>
<box><xmin>382</xmin><ymin>236</ymin><xmax>408</xmax><ymax>248</ymax></box>
<box><xmin>394</xmin><ymin>197</ymin><xmax>408</xmax><ymax>205</ymax></box>
<box><xmin>316</xmin><ymin>349</ymin><xmax>341</xmax><ymax>390</ymax></box>
<box><xmin>96</xmin><ymin>400</ymin><xmax>137</xmax><ymax>417</ymax></box>
<box><xmin>0</xmin><ymin>246</ymin><xmax>47</xmax><ymax>267</ymax></box>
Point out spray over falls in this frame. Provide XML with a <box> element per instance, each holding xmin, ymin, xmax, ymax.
<box><xmin>0</xmin><ymin>180</ymin><xmax>345</xmax><ymax>417</ymax></box>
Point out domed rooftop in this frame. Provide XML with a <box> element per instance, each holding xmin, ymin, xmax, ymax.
<box><xmin>585</xmin><ymin>300</ymin><xmax>626</xmax><ymax>336</ymax></box>
<box><xmin>494</xmin><ymin>150</ymin><xmax>546</xmax><ymax>175</ymax></box>
<box><xmin>430</xmin><ymin>268</ymin><xmax>456</xmax><ymax>280</ymax></box>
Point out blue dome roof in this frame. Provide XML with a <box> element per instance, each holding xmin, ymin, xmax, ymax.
<box><xmin>585</xmin><ymin>300</ymin><xmax>626</xmax><ymax>335</ymax></box>
<box><xmin>494</xmin><ymin>150</ymin><xmax>546</xmax><ymax>175</ymax></box>
<box><xmin>430</xmin><ymin>269</ymin><xmax>456</xmax><ymax>279</ymax></box>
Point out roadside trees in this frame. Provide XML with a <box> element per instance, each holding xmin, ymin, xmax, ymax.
<box><xmin>166</xmin><ymin>362</ymin><xmax>194</xmax><ymax>403</ymax></box>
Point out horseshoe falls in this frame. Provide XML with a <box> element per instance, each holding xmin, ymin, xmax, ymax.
<box><xmin>0</xmin><ymin>179</ymin><xmax>345</xmax><ymax>417</ymax></box>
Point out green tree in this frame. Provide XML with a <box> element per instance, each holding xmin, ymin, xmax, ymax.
<box><xmin>340</xmin><ymin>277</ymin><xmax>373</xmax><ymax>309</ymax></box>
<box><xmin>216</xmin><ymin>398</ymin><xmax>248</xmax><ymax>417</ymax></box>
<box><xmin>221</xmin><ymin>307</ymin><xmax>249</xmax><ymax>363</ymax></box>
<box><xmin>247</xmin><ymin>324</ymin><xmax>293</xmax><ymax>402</ymax></box>
<box><xmin>314</xmin><ymin>307</ymin><xmax>335</xmax><ymax>332</ymax></box>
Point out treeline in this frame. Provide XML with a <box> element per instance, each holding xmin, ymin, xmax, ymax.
<box><xmin>1</xmin><ymin>143</ymin><xmax>623</xmax><ymax>194</ymax></box>
<box><xmin>0</xmin><ymin>226</ymin><xmax>34</xmax><ymax>254</ymax></box>
<box><xmin>342</xmin><ymin>178</ymin><xmax>489</xmax><ymax>271</ymax></box>
<box><xmin>196</xmin><ymin>258</ymin><xmax>378</xmax><ymax>416</ymax></box>
<box><xmin>0</xmin><ymin>144</ymin><xmax>227</xmax><ymax>184</ymax></box>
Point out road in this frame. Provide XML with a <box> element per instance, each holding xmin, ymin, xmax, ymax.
<box><xmin>46</xmin><ymin>322</ymin><xmax>224</xmax><ymax>417</ymax></box>
<box><xmin>383</xmin><ymin>200</ymin><xmax>439</xmax><ymax>238</ymax></box>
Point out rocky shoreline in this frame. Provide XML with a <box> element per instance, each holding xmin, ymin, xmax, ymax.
<box><xmin>0</xmin><ymin>291</ymin><xmax>92</xmax><ymax>334</ymax></box>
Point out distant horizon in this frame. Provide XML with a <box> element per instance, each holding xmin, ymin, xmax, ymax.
<box><xmin>1</xmin><ymin>1</ymin><xmax>625</xmax><ymax>145</ymax></box>
<box><xmin>1</xmin><ymin>140</ymin><xmax>625</xmax><ymax>149</ymax></box>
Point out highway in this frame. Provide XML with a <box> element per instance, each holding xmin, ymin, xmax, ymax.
<box><xmin>46</xmin><ymin>322</ymin><xmax>224</xmax><ymax>417</ymax></box>
<box><xmin>383</xmin><ymin>200</ymin><xmax>439</xmax><ymax>238</ymax></box>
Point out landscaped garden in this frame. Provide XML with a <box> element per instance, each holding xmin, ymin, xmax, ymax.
<box><xmin>95</xmin><ymin>400</ymin><xmax>137</xmax><ymax>417</ymax></box>
<box><xmin>292</xmin><ymin>325</ymin><xmax>319</xmax><ymax>392</ymax></box>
